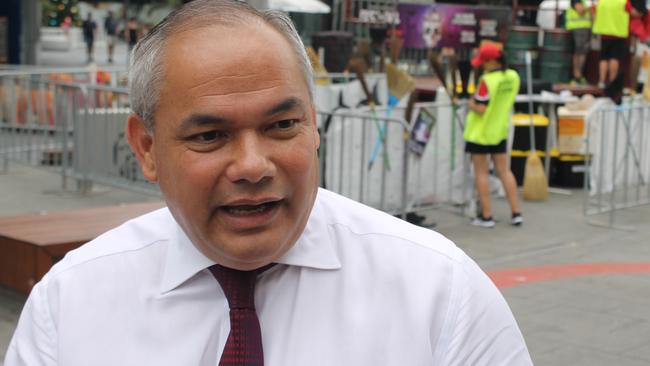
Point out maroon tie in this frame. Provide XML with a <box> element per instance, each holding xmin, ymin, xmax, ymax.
<box><xmin>209</xmin><ymin>264</ymin><xmax>273</xmax><ymax>366</ymax></box>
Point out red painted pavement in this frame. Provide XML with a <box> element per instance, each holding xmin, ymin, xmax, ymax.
<box><xmin>488</xmin><ymin>263</ymin><xmax>650</xmax><ymax>289</ymax></box>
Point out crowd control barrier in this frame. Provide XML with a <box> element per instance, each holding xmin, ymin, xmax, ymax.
<box><xmin>0</xmin><ymin>67</ymin><xmax>128</xmax><ymax>176</ymax></box>
<box><xmin>584</xmin><ymin>99</ymin><xmax>650</xmax><ymax>228</ymax></box>
<box><xmin>317</xmin><ymin>100</ymin><xmax>470</xmax><ymax>217</ymax></box>
<box><xmin>2</xmin><ymin>66</ymin><xmax>473</xmax><ymax>218</ymax></box>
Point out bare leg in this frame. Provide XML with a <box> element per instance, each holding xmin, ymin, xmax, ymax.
<box><xmin>599</xmin><ymin>60</ymin><xmax>608</xmax><ymax>85</ymax></box>
<box><xmin>608</xmin><ymin>59</ymin><xmax>619</xmax><ymax>82</ymax></box>
<box><xmin>471</xmin><ymin>154</ymin><xmax>492</xmax><ymax>218</ymax></box>
<box><xmin>576</xmin><ymin>54</ymin><xmax>587</xmax><ymax>79</ymax></box>
<box><xmin>492</xmin><ymin>153</ymin><xmax>521</xmax><ymax>214</ymax></box>
<box><xmin>631</xmin><ymin>55</ymin><xmax>641</xmax><ymax>92</ymax></box>
<box><xmin>573</xmin><ymin>54</ymin><xmax>581</xmax><ymax>79</ymax></box>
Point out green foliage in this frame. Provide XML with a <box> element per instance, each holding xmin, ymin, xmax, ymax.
<box><xmin>42</xmin><ymin>0</ymin><xmax>80</xmax><ymax>27</ymax></box>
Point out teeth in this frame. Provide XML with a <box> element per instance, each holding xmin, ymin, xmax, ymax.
<box><xmin>226</xmin><ymin>203</ymin><xmax>269</xmax><ymax>215</ymax></box>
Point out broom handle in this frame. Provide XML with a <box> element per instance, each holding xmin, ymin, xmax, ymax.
<box><xmin>525</xmin><ymin>50</ymin><xmax>536</xmax><ymax>153</ymax></box>
<box><xmin>355</xmin><ymin>69</ymin><xmax>374</xmax><ymax>106</ymax></box>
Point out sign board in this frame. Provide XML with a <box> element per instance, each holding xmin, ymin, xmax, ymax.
<box><xmin>397</xmin><ymin>4</ymin><xmax>511</xmax><ymax>49</ymax></box>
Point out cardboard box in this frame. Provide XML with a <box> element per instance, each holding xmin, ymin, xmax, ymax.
<box><xmin>557</xmin><ymin>107</ymin><xmax>587</xmax><ymax>154</ymax></box>
<box><xmin>558</xmin><ymin>117</ymin><xmax>585</xmax><ymax>154</ymax></box>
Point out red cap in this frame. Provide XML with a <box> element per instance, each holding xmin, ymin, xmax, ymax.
<box><xmin>471</xmin><ymin>43</ymin><xmax>502</xmax><ymax>68</ymax></box>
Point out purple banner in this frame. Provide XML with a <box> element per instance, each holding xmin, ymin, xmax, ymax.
<box><xmin>398</xmin><ymin>4</ymin><xmax>511</xmax><ymax>49</ymax></box>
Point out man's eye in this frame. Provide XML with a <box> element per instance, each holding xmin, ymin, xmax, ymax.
<box><xmin>190</xmin><ymin>130</ymin><xmax>225</xmax><ymax>142</ymax></box>
<box><xmin>272</xmin><ymin>119</ymin><xmax>298</xmax><ymax>130</ymax></box>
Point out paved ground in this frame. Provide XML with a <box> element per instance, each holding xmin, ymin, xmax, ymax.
<box><xmin>1</xmin><ymin>43</ymin><xmax>649</xmax><ymax>365</ymax></box>
<box><xmin>37</xmin><ymin>38</ymin><xmax>130</xmax><ymax>68</ymax></box>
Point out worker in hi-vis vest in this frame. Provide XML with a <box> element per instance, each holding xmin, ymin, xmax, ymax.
<box><xmin>565</xmin><ymin>0</ymin><xmax>592</xmax><ymax>84</ymax></box>
<box><xmin>465</xmin><ymin>43</ymin><xmax>522</xmax><ymax>228</ymax></box>
<box><xmin>592</xmin><ymin>0</ymin><xmax>629</xmax><ymax>90</ymax></box>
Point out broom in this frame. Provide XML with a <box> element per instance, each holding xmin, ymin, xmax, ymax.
<box><xmin>368</xmin><ymin>35</ymin><xmax>415</xmax><ymax>169</ymax></box>
<box><xmin>429</xmin><ymin>52</ymin><xmax>464</xmax><ymax>172</ymax></box>
<box><xmin>348</xmin><ymin>57</ymin><xmax>391</xmax><ymax>170</ymax></box>
<box><xmin>306</xmin><ymin>46</ymin><xmax>329</xmax><ymax>84</ymax></box>
<box><xmin>428</xmin><ymin>52</ymin><xmax>464</xmax><ymax>129</ymax></box>
<box><xmin>522</xmin><ymin>50</ymin><xmax>549</xmax><ymax>201</ymax></box>
<box><xmin>385</xmin><ymin>35</ymin><xmax>414</xmax><ymax>101</ymax></box>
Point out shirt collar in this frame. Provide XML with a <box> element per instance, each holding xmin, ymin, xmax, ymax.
<box><xmin>159</xmin><ymin>189</ymin><xmax>341</xmax><ymax>294</ymax></box>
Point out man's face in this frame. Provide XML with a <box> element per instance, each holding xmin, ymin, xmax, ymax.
<box><xmin>129</xmin><ymin>22</ymin><xmax>320</xmax><ymax>270</ymax></box>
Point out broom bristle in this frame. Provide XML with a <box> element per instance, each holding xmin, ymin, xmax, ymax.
<box><xmin>306</xmin><ymin>46</ymin><xmax>329</xmax><ymax>81</ymax></box>
<box><xmin>386</xmin><ymin>63</ymin><xmax>415</xmax><ymax>101</ymax></box>
<box><xmin>523</xmin><ymin>154</ymin><xmax>549</xmax><ymax>201</ymax></box>
<box><xmin>429</xmin><ymin>54</ymin><xmax>447</xmax><ymax>88</ymax></box>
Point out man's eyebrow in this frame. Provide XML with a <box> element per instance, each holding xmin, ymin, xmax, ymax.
<box><xmin>177</xmin><ymin>97</ymin><xmax>305</xmax><ymax>131</ymax></box>
<box><xmin>178</xmin><ymin>114</ymin><xmax>228</xmax><ymax>131</ymax></box>
<box><xmin>265</xmin><ymin>97</ymin><xmax>305</xmax><ymax>117</ymax></box>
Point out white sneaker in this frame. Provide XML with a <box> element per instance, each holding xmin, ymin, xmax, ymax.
<box><xmin>511</xmin><ymin>213</ymin><xmax>523</xmax><ymax>226</ymax></box>
<box><xmin>471</xmin><ymin>216</ymin><xmax>495</xmax><ymax>228</ymax></box>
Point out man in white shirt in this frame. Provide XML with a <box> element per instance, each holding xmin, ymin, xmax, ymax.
<box><xmin>5</xmin><ymin>1</ymin><xmax>533</xmax><ymax>365</ymax></box>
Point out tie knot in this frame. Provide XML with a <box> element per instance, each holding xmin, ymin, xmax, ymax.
<box><xmin>209</xmin><ymin>264</ymin><xmax>274</xmax><ymax>310</ymax></box>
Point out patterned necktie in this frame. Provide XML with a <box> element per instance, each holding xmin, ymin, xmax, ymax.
<box><xmin>209</xmin><ymin>264</ymin><xmax>274</xmax><ymax>366</ymax></box>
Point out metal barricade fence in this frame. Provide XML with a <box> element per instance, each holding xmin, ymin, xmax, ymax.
<box><xmin>0</xmin><ymin>66</ymin><xmax>128</xmax><ymax>175</ymax></box>
<box><xmin>407</xmin><ymin>101</ymin><xmax>470</xmax><ymax>214</ymax></box>
<box><xmin>584</xmin><ymin>100</ymin><xmax>650</xmax><ymax>227</ymax></box>
<box><xmin>57</xmin><ymin>83</ymin><xmax>158</xmax><ymax>195</ymax></box>
<box><xmin>317</xmin><ymin>100</ymin><xmax>469</xmax><ymax>216</ymax></box>
<box><xmin>2</xmin><ymin>66</ymin><xmax>472</xmax><ymax>215</ymax></box>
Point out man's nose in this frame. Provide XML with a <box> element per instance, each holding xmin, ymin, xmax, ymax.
<box><xmin>225</xmin><ymin>134</ymin><xmax>276</xmax><ymax>184</ymax></box>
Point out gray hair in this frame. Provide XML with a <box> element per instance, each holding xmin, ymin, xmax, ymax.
<box><xmin>128</xmin><ymin>0</ymin><xmax>314</xmax><ymax>131</ymax></box>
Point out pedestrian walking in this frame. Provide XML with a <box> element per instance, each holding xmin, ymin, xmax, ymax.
<box><xmin>82</xmin><ymin>13</ymin><xmax>97</xmax><ymax>63</ymax></box>
<box><xmin>465</xmin><ymin>43</ymin><xmax>522</xmax><ymax>228</ymax></box>
<box><xmin>104</xmin><ymin>11</ymin><xmax>118</xmax><ymax>63</ymax></box>
<box><xmin>125</xmin><ymin>16</ymin><xmax>140</xmax><ymax>64</ymax></box>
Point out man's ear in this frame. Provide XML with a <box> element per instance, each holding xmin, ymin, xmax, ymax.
<box><xmin>126</xmin><ymin>113</ymin><xmax>158</xmax><ymax>183</ymax></box>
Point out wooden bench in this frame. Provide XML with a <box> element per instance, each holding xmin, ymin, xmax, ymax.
<box><xmin>0</xmin><ymin>202</ymin><xmax>165</xmax><ymax>294</ymax></box>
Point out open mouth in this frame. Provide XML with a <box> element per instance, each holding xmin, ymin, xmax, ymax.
<box><xmin>221</xmin><ymin>200</ymin><xmax>281</xmax><ymax>216</ymax></box>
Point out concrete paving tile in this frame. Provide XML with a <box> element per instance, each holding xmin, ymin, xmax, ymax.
<box><xmin>625</xmin><ymin>342</ymin><xmax>650</xmax><ymax>362</ymax></box>
<box><xmin>533</xmin><ymin>345</ymin><xmax>650</xmax><ymax>366</ymax></box>
<box><xmin>0</xmin><ymin>289</ymin><xmax>25</xmax><ymax>322</ymax></box>
<box><xmin>0</xmin><ymin>289</ymin><xmax>25</xmax><ymax>362</ymax></box>
<box><xmin>509</xmin><ymin>285</ymin><xmax>629</xmax><ymax>314</ymax></box>
<box><xmin>516</xmin><ymin>329</ymin><xmax>565</xmax><ymax>358</ymax></box>
<box><xmin>0</xmin><ymin>165</ymin><xmax>160</xmax><ymax>217</ymax></box>
<box><xmin>525</xmin><ymin>306</ymin><xmax>650</xmax><ymax>354</ymax></box>
<box><xmin>520</xmin><ymin>276</ymin><xmax>650</xmax><ymax>313</ymax></box>
<box><xmin>607</xmin><ymin>299</ymin><xmax>650</xmax><ymax>322</ymax></box>
<box><xmin>501</xmin><ymin>292</ymin><xmax>560</xmax><ymax>317</ymax></box>
<box><xmin>0</xmin><ymin>321</ymin><xmax>17</xmax><ymax>361</ymax></box>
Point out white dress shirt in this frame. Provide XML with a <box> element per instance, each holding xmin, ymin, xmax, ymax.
<box><xmin>5</xmin><ymin>188</ymin><xmax>532</xmax><ymax>366</ymax></box>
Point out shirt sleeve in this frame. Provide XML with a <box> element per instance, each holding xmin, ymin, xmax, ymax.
<box><xmin>4</xmin><ymin>282</ymin><xmax>58</xmax><ymax>366</ymax></box>
<box><xmin>441</xmin><ymin>254</ymin><xmax>533</xmax><ymax>366</ymax></box>
<box><xmin>474</xmin><ymin>79</ymin><xmax>490</xmax><ymax>105</ymax></box>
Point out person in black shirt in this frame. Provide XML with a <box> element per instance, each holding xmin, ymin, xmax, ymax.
<box><xmin>125</xmin><ymin>17</ymin><xmax>140</xmax><ymax>64</ymax></box>
<box><xmin>82</xmin><ymin>13</ymin><xmax>97</xmax><ymax>63</ymax></box>
<box><xmin>104</xmin><ymin>11</ymin><xmax>118</xmax><ymax>63</ymax></box>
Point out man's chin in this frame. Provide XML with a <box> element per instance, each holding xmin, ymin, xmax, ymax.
<box><xmin>205</xmin><ymin>235</ymin><xmax>286</xmax><ymax>269</ymax></box>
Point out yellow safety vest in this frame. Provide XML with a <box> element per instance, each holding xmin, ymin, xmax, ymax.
<box><xmin>592</xmin><ymin>0</ymin><xmax>629</xmax><ymax>38</ymax></box>
<box><xmin>565</xmin><ymin>6</ymin><xmax>592</xmax><ymax>30</ymax></box>
<box><xmin>465</xmin><ymin>69</ymin><xmax>520</xmax><ymax>146</ymax></box>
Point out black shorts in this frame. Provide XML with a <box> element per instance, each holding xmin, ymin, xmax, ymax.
<box><xmin>600</xmin><ymin>37</ymin><xmax>626</xmax><ymax>61</ymax></box>
<box><xmin>465</xmin><ymin>139</ymin><xmax>507</xmax><ymax>154</ymax></box>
